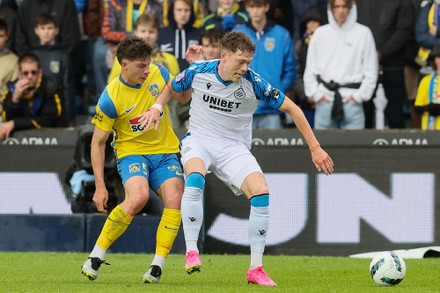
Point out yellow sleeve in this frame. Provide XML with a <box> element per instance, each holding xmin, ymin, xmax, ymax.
<box><xmin>415</xmin><ymin>75</ymin><xmax>432</xmax><ymax>107</ymax></box>
<box><xmin>163</xmin><ymin>52</ymin><xmax>180</xmax><ymax>76</ymax></box>
<box><xmin>91</xmin><ymin>88</ymin><xmax>117</xmax><ymax>132</ymax></box>
<box><xmin>108</xmin><ymin>58</ymin><xmax>121</xmax><ymax>84</ymax></box>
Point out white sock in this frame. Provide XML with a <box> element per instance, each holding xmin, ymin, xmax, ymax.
<box><xmin>248</xmin><ymin>205</ymin><xmax>269</xmax><ymax>269</ymax></box>
<box><xmin>181</xmin><ymin>186</ymin><xmax>203</xmax><ymax>254</ymax></box>
<box><xmin>186</xmin><ymin>240</ymin><xmax>199</xmax><ymax>253</ymax></box>
<box><xmin>151</xmin><ymin>255</ymin><xmax>166</xmax><ymax>268</ymax></box>
<box><xmin>89</xmin><ymin>245</ymin><xmax>106</xmax><ymax>260</ymax></box>
<box><xmin>250</xmin><ymin>251</ymin><xmax>264</xmax><ymax>269</ymax></box>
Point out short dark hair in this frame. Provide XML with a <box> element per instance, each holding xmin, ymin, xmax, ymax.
<box><xmin>199</xmin><ymin>29</ymin><xmax>223</xmax><ymax>45</ymax></box>
<box><xmin>116</xmin><ymin>36</ymin><xmax>153</xmax><ymax>64</ymax></box>
<box><xmin>35</xmin><ymin>12</ymin><xmax>58</xmax><ymax>28</ymax></box>
<box><xmin>221</xmin><ymin>31</ymin><xmax>256</xmax><ymax>55</ymax></box>
<box><xmin>0</xmin><ymin>19</ymin><xmax>8</xmax><ymax>34</ymax></box>
<box><xmin>18</xmin><ymin>52</ymin><xmax>41</xmax><ymax>70</ymax></box>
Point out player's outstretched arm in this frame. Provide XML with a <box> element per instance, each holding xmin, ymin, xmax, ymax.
<box><xmin>91</xmin><ymin>126</ymin><xmax>111</xmax><ymax>213</ymax></box>
<box><xmin>279</xmin><ymin>98</ymin><xmax>334</xmax><ymax>175</ymax></box>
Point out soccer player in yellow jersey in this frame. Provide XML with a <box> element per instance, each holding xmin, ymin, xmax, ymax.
<box><xmin>81</xmin><ymin>36</ymin><xmax>184</xmax><ymax>284</ymax></box>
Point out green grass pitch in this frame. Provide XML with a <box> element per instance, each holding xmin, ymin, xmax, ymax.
<box><xmin>0</xmin><ymin>252</ymin><xmax>439</xmax><ymax>292</ymax></box>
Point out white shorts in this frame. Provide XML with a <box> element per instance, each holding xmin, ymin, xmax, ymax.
<box><xmin>180</xmin><ymin>134</ymin><xmax>263</xmax><ymax>195</ymax></box>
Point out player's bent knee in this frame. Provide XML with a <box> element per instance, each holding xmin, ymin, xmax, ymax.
<box><xmin>186</xmin><ymin>172</ymin><xmax>205</xmax><ymax>189</ymax></box>
<box><xmin>130</xmin><ymin>193</ymin><xmax>149</xmax><ymax>210</ymax></box>
<box><xmin>250</xmin><ymin>194</ymin><xmax>269</xmax><ymax>207</ymax></box>
<box><xmin>163</xmin><ymin>191</ymin><xmax>183</xmax><ymax>209</ymax></box>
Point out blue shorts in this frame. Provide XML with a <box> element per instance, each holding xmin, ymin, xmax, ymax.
<box><xmin>117</xmin><ymin>154</ymin><xmax>183</xmax><ymax>192</ymax></box>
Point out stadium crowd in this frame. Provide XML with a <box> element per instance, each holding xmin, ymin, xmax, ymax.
<box><xmin>1</xmin><ymin>0</ymin><xmax>439</xmax><ymax>138</ymax></box>
<box><xmin>0</xmin><ymin>0</ymin><xmax>428</xmax><ymax>287</ymax></box>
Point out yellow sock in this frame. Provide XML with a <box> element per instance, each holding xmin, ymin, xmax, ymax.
<box><xmin>156</xmin><ymin>208</ymin><xmax>181</xmax><ymax>257</ymax></box>
<box><xmin>96</xmin><ymin>205</ymin><xmax>133</xmax><ymax>250</ymax></box>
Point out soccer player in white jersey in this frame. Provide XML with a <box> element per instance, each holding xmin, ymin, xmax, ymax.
<box><xmin>145</xmin><ymin>31</ymin><xmax>334</xmax><ymax>286</ymax></box>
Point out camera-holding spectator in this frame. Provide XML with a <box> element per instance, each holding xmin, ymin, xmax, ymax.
<box><xmin>0</xmin><ymin>53</ymin><xmax>62</xmax><ymax>139</ymax></box>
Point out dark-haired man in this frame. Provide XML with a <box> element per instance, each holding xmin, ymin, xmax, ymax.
<box><xmin>80</xmin><ymin>36</ymin><xmax>184</xmax><ymax>285</ymax></box>
<box><xmin>1</xmin><ymin>52</ymin><xmax>62</xmax><ymax>139</ymax></box>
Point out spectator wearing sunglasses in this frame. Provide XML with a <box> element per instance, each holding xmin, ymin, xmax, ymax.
<box><xmin>0</xmin><ymin>52</ymin><xmax>62</xmax><ymax>139</ymax></box>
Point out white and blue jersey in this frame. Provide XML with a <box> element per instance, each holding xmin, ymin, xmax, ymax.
<box><xmin>171</xmin><ymin>59</ymin><xmax>285</xmax><ymax>148</ymax></box>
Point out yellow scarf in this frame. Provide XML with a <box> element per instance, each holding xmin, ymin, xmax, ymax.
<box><xmin>126</xmin><ymin>0</ymin><xmax>148</xmax><ymax>32</ymax></box>
<box><xmin>217</xmin><ymin>2</ymin><xmax>239</xmax><ymax>17</ymax></box>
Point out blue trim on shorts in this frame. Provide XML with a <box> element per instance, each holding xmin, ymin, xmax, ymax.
<box><xmin>117</xmin><ymin>154</ymin><xmax>183</xmax><ymax>192</ymax></box>
<box><xmin>250</xmin><ymin>194</ymin><xmax>269</xmax><ymax>207</ymax></box>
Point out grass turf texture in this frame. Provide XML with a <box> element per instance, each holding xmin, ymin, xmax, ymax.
<box><xmin>0</xmin><ymin>252</ymin><xmax>439</xmax><ymax>292</ymax></box>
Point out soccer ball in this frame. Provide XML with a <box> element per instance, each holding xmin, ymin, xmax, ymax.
<box><xmin>369</xmin><ymin>251</ymin><xmax>406</xmax><ymax>286</ymax></box>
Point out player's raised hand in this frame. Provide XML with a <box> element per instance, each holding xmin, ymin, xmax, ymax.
<box><xmin>311</xmin><ymin>147</ymin><xmax>334</xmax><ymax>175</ymax></box>
<box><xmin>138</xmin><ymin>107</ymin><xmax>162</xmax><ymax>131</ymax></box>
<box><xmin>185</xmin><ymin>44</ymin><xmax>204</xmax><ymax>64</ymax></box>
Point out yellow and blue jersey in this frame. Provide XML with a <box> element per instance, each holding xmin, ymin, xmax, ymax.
<box><xmin>92</xmin><ymin>64</ymin><xmax>179</xmax><ymax>159</ymax></box>
<box><xmin>415</xmin><ymin>73</ymin><xmax>440</xmax><ymax>130</ymax></box>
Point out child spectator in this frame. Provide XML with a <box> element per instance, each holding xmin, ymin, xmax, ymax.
<box><xmin>0</xmin><ymin>53</ymin><xmax>62</xmax><ymax>139</ymax></box>
<box><xmin>30</xmin><ymin>12</ymin><xmax>72</xmax><ymax>126</ymax></box>
<box><xmin>414</xmin><ymin>42</ymin><xmax>440</xmax><ymax>130</ymax></box>
<box><xmin>15</xmin><ymin>0</ymin><xmax>81</xmax><ymax>56</ymax></box>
